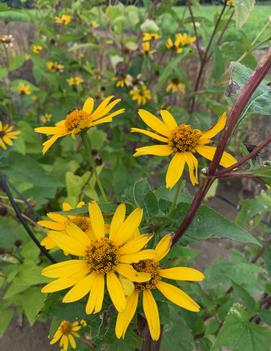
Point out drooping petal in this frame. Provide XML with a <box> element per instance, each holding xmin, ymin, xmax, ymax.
<box><xmin>119</xmin><ymin>235</ymin><xmax>152</xmax><ymax>255</ymax></box>
<box><xmin>183</xmin><ymin>152</ymin><xmax>198</xmax><ymax>186</ymax></box>
<box><xmin>107</xmin><ymin>272</ymin><xmax>127</xmax><ymax>312</ymax></box>
<box><xmin>85</xmin><ymin>274</ymin><xmax>105</xmax><ymax>314</ymax></box>
<box><xmin>47</xmin><ymin>231</ymin><xmax>86</xmax><ymax>256</ymax></box>
<box><xmin>42</xmin><ymin>260</ymin><xmax>88</xmax><ymax>278</ymax></box>
<box><xmin>115</xmin><ymin>290</ymin><xmax>139</xmax><ymax>339</ymax></box>
<box><xmin>116</xmin><ymin>263</ymin><xmax>151</xmax><ymax>282</ymax></box>
<box><xmin>159</xmin><ymin>267</ymin><xmax>205</xmax><ymax>281</ymax></box>
<box><xmin>120</xmin><ymin>249</ymin><xmax>155</xmax><ymax>264</ymax></box>
<box><xmin>201</xmin><ymin>112</ymin><xmax>226</xmax><ymax>140</ymax></box>
<box><xmin>42</xmin><ymin>135</ymin><xmax>62</xmax><ymax>154</ymax></box>
<box><xmin>196</xmin><ymin>145</ymin><xmax>237</xmax><ymax>168</ymax></box>
<box><xmin>50</xmin><ymin>330</ymin><xmax>62</xmax><ymax>344</ymax></box>
<box><xmin>109</xmin><ymin>203</ymin><xmax>126</xmax><ymax>240</ymax></box>
<box><xmin>134</xmin><ymin>145</ymin><xmax>173</xmax><ymax>157</ymax></box>
<box><xmin>62</xmin><ymin>335</ymin><xmax>69</xmax><ymax>351</ymax></box>
<box><xmin>160</xmin><ymin>110</ymin><xmax>177</xmax><ymax>130</ymax></box>
<box><xmin>131</xmin><ymin>128</ymin><xmax>168</xmax><ymax>143</ymax></box>
<box><xmin>156</xmin><ymin>281</ymin><xmax>200</xmax><ymax>312</ymax></box>
<box><xmin>62</xmin><ymin>273</ymin><xmax>95</xmax><ymax>303</ymax></box>
<box><xmin>143</xmin><ymin>290</ymin><xmax>160</xmax><ymax>341</ymax></box>
<box><xmin>88</xmin><ymin>202</ymin><xmax>105</xmax><ymax>239</ymax></box>
<box><xmin>154</xmin><ymin>234</ymin><xmax>172</xmax><ymax>262</ymax></box>
<box><xmin>68</xmin><ymin>334</ymin><xmax>76</xmax><ymax>349</ymax></box>
<box><xmin>166</xmin><ymin>152</ymin><xmax>185</xmax><ymax>189</ymax></box>
<box><xmin>83</xmin><ymin>97</ymin><xmax>94</xmax><ymax>114</ymax></box>
<box><xmin>138</xmin><ymin>109</ymin><xmax>170</xmax><ymax>137</ymax></box>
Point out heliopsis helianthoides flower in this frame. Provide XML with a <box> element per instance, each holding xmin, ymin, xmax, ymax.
<box><xmin>130</xmin><ymin>85</ymin><xmax>152</xmax><ymax>105</ymax></box>
<box><xmin>131</xmin><ymin>109</ymin><xmax>237</xmax><ymax>188</ymax></box>
<box><xmin>166</xmin><ymin>78</ymin><xmax>186</xmax><ymax>94</ymax></box>
<box><xmin>32</xmin><ymin>44</ymin><xmax>43</xmax><ymax>54</ymax></box>
<box><xmin>40</xmin><ymin>113</ymin><xmax>52</xmax><ymax>124</ymax></box>
<box><xmin>38</xmin><ymin>201</ymin><xmax>90</xmax><ymax>250</ymax></box>
<box><xmin>0</xmin><ymin>122</ymin><xmax>20</xmax><ymax>150</ymax></box>
<box><xmin>67</xmin><ymin>76</ymin><xmax>84</xmax><ymax>86</ymax></box>
<box><xmin>141</xmin><ymin>41</ymin><xmax>156</xmax><ymax>59</ymax></box>
<box><xmin>47</xmin><ymin>61</ymin><xmax>64</xmax><ymax>73</ymax></box>
<box><xmin>143</xmin><ymin>32</ymin><xmax>160</xmax><ymax>41</ymax></box>
<box><xmin>41</xmin><ymin>202</ymin><xmax>155</xmax><ymax>315</ymax></box>
<box><xmin>17</xmin><ymin>83</ymin><xmax>31</xmax><ymax>95</ymax></box>
<box><xmin>49</xmin><ymin>320</ymin><xmax>81</xmax><ymax>351</ymax></box>
<box><xmin>114</xmin><ymin>74</ymin><xmax>133</xmax><ymax>88</ymax></box>
<box><xmin>116</xmin><ymin>234</ymin><xmax>204</xmax><ymax>341</ymax></box>
<box><xmin>175</xmin><ymin>33</ymin><xmax>196</xmax><ymax>46</ymax></box>
<box><xmin>55</xmin><ymin>14</ymin><xmax>71</xmax><ymax>25</ymax></box>
<box><xmin>35</xmin><ymin>96</ymin><xmax>124</xmax><ymax>154</ymax></box>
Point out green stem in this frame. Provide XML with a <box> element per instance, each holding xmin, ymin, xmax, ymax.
<box><xmin>167</xmin><ymin>179</ymin><xmax>182</xmax><ymax>218</ymax></box>
<box><xmin>81</xmin><ymin>132</ymin><xmax>108</xmax><ymax>202</ymax></box>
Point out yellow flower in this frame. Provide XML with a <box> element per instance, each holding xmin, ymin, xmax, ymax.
<box><xmin>114</xmin><ymin>74</ymin><xmax>133</xmax><ymax>88</ymax></box>
<box><xmin>0</xmin><ymin>122</ymin><xmax>20</xmax><ymax>150</ymax></box>
<box><xmin>41</xmin><ymin>202</ymin><xmax>155</xmax><ymax>315</ymax></box>
<box><xmin>67</xmin><ymin>76</ymin><xmax>84</xmax><ymax>86</ymax></box>
<box><xmin>131</xmin><ymin>109</ymin><xmax>237</xmax><ymax>188</ymax></box>
<box><xmin>40</xmin><ymin>113</ymin><xmax>52</xmax><ymax>124</ymax></box>
<box><xmin>143</xmin><ymin>32</ymin><xmax>160</xmax><ymax>41</ymax></box>
<box><xmin>116</xmin><ymin>234</ymin><xmax>204</xmax><ymax>341</ymax></box>
<box><xmin>141</xmin><ymin>41</ymin><xmax>156</xmax><ymax>59</ymax></box>
<box><xmin>166</xmin><ymin>33</ymin><xmax>196</xmax><ymax>53</ymax></box>
<box><xmin>35</xmin><ymin>96</ymin><xmax>124</xmax><ymax>154</ymax></box>
<box><xmin>55</xmin><ymin>15</ymin><xmax>71</xmax><ymax>25</ymax></box>
<box><xmin>166</xmin><ymin>78</ymin><xmax>185</xmax><ymax>94</ymax></box>
<box><xmin>38</xmin><ymin>201</ymin><xmax>89</xmax><ymax>250</ymax></box>
<box><xmin>32</xmin><ymin>45</ymin><xmax>43</xmax><ymax>54</ymax></box>
<box><xmin>227</xmin><ymin>0</ymin><xmax>234</xmax><ymax>6</ymax></box>
<box><xmin>31</xmin><ymin>95</ymin><xmax>38</xmax><ymax>101</ymax></box>
<box><xmin>130</xmin><ymin>85</ymin><xmax>152</xmax><ymax>105</ymax></box>
<box><xmin>47</xmin><ymin>61</ymin><xmax>64</xmax><ymax>73</ymax></box>
<box><xmin>17</xmin><ymin>83</ymin><xmax>31</xmax><ymax>95</ymax></box>
<box><xmin>91</xmin><ymin>20</ymin><xmax>99</xmax><ymax>28</ymax></box>
<box><xmin>50</xmin><ymin>320</ymin><xmax>81</xmax><ymax>351</ymax></box>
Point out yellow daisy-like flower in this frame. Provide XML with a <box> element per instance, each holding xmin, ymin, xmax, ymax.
<box><xmin>32</xmin><ymin>45</ymin><xmax>43</xmax><ymax>54</ymax></box>
<box><xmin>40</xmin><ymin>113</ymin><xmax>52</xmax><ymax>124</ymax></box>
<box><xmin>55</xmin><ymin>15</ymin><xmax>71</xmax><ymax>25</ymax></box>
<box><xmin>41</xmin><ymin>202</ymin><xmax>154</xmax><ymax>315</ymax></box>
<box><xmin>143</xmin><ymin>32</ymin><xmax>160</xmax><ymax>41</ymax></box>
<box><xmin>50</xmin><ymin>320</ymin><xmax>81</xmax><ymax>351</ymax></box>
<box><xmin>131</xmin><ymin>109</ymin><xmax>237</xmax><ymax>188</ymax></box>
<box><xmin>91</xmin><ymin>20</ymin><xmax>99</xmax><ymax>28</ymax></box>
<box><xmin>67</xmin><ymin>76</ymin><xmax>84</xmax><ymax>86</ymax></box>
<box><xmin>141</xmin><ymin>41</ymin><xmax>156</xmax><ymax>59</ymax></box>
<box><xmin>175</xmin><ymin>33</ymin><xmax>196</xmax><ymax>46</ymax></box>
<box><xmin>166</xmin><ymin>78</ymin><xmax>186</xmax><ymax>94</ymax></box>
<box><xmin>17</xmin><ymin>83</ymin><xmax>31</xmax><ymax>95</ymax></box>
<box><xmin>114</xmin><ymin>74</ymin><xmax>133</xmax><ymax>88</ymax></box>
<box><xmin>0</xmin><ymin>122</ymin><xmax>20</xmax><ymax>150</ymax></box>
<box><xmin>116</xmin><ymin>234</ymin><xmax>204</xmax><ymax>341</ymax></box>
<box><xmin>130</xmin><ymin>85</ymin><xmax>152</xmax><ymax>105</ymax></box>
<box><xmin>34</xmin><ymin>95</ymin><xmax>124</xmax><ymax>154</ymax></box>
<box><xmin>47</xmin><ymin>61</ymin><xmax>64</xmax><ymax>73</ymax></box>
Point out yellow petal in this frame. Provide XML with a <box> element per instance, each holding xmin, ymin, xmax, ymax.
<box><xmin>37</xmin><ymin>220</ymin><xmax>64</xmax><ymax>230</ymax></box>
<box><xmin>62</xmin><ymin>202</ymin><xmax>72</xmax><ymax>211</ymax></box>
<box><xmin>159</xmin><ymin>267</ymin><xmax>205</xmax><ymax>281</ymax></box>
<box><xmin>154</xmin><ymin>234</ymin><xmax>172</xmax><ymax>262</ymax></box>
<box><xmin>62</xmin><ymin>335</ymin><xmax>68</xmax><ymax>351</ymax></box>
<box><xmin>134</xmin><ymin>145</ymin><xmax>173</xmax><ymax>157</ymax></box>
<box><xmin>47</xmin><ymin>231</ymin><xmax>86</xmax><ymax>256</ymax></box>
<box><xmin>85</xmin><ymin>274</ymin><xmax>105</xmax><ymax>314</ymax></box>
<box><xmin>34</xmin><ymin>126</ymin><xmax>59</xmax><ymax>135</ymax></box>
<box><xmin>88</xmin><ymin>202</ymin><xmax>105</xmax><ymax>239</ymax></box>
<box><xmin>160</xmin><ymin>110</ymin><xmax>177</xmax><ymax>130</ymax></box>
<box><xmin>138</xmin><ymin>109</ymin><xmax>170</xmax><ymax>137</ymax></box>
<box><xmin>42</xmin><ymin>135</ymin><xmax>61</xmax><ymax>154</ymax></box>
<box><xmin>202</xmin><ymin>112</ymin><xmax>226</xmax><ymax>140</ymax></box>
<box><xmin>196</xmin><ymin>145</ymin><xmax>237</xmax><ymax>168</ymax></box>
<box><xmin>46</xmin><ymin>212</ymin><xmax>66</xmax><ymax>223</ymax></box>
<box><xmin>183</xmin><ymin>152</ymin><xmax>198</xmax><ymax>186</ymax></box>
<box><xmin>65</xmin><ymin>222</ymin><xmax>90</xmax><ymax>246</ymax></box>
<box><xmin>131</xmin><ymin>128</ymin><xmax>168</xmax><ymax>143</ymax></box>
<box><xmin>119</xmin><ymin>235</ymin><xmax>152</xmax><ymax>255</ymax></box>
<box><xmin>42</xmin><ymin>260</ymin><xmax>88</xmax><ymax>278</ymax></box>
<box><xmin>109</xmin><ymin>204</ymin><xmax>126</xmax><ymax>240</ymax></box>
<box><xmin>116</xmin><ymin>263</ymin><xmax>151</xmax><ymax>282</ymax></box>
<box><xmin>63</xmin><ymin>273</ymin><xmax>95</xmax><ymax>303</ymax></box>
<box><xmin>107</xmin><ymin>272</ymin><xmax>127</xmax><ymax>312</ymax></box>
<box><xmin>83</xmin><ymin>97</ymin><xmax>94</xmax><ymax>114</ymax></box>
<box><xmin>115</xmin><ymin>291</ymin><xmax>139</xmax><ymax>339</ymax></box>
<box><xmin>156</xmin><ymin>281</ymin><xmax>200</xmax><ymax>312</ymax></box>
<box><xmin>92</xmin><ymin>99</ymin><xmax>121</xmax><ymax>120</ymax></box>
<box><xmin>119</xmin><ymin>276</ymin><xmax>135</xmax><ymax>297</ymax></box>
<box><xmin>166</xmin><ymin>152</ymin><xmax>185</xmax><ymax>189</ymax></box>
<box><xmin>120</xmin><ymin>249</ymin><xmax>155</xmax><ymax>264</ymax></box>
<box><xmin>50</xmin><ymin>330</ymin><xmax>62</xmax><ymax>344</ymax></box>
<box><xmin>68</xmin><ymin>334</ymin><xmax>76</xmax><ymax>349</ymax></box>
<box><xmin>91</xmin><ymin>108</ymin><xmax>125</xmax><ymax>125</ymax></box>
<box><xmin>90</xmin><ymin>96</ymin><xmax>114</xmax><ymax>119</ymax></box>
<box><xmin>143</xmin><ymin>290</ymin><xmax>160</xmax><ymax>341</ymax></box>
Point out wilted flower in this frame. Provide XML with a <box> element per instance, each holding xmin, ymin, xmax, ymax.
<box><xmin>0</xmin><ymin>34</ymin><xmax>14</xmax><ymax>48</ymax></box>
<box><xmin>40</xmin><ymin>113</ymin><xmax>52</xmax><ymax>124</ymax></box>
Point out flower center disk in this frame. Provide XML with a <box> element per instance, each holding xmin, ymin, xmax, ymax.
<box><xmin>61</xmin><ymin>321</ymin><xmax>72</xmax><ymax>335</ymax></box>
<box><xmin>65</xmin><ymin>109</ymin><xmax>91</xmax><ymax>132</ymax></box>
<box><xmin>133</xmin><ymin>260</ymin><xmax>161</xmax><ymax>290</ymax></box>
<box><xmin>85</xmin><ymin>238</ymin><xmax>120</xmax><ymax>274</ymax></box>
<box><xmin>168</xmin><ymin>124</ymin><xmax>202</xmax><ymax>152</ymax></box>
<box><xmin>72</xmin><ymin>217</ymin><xmax>89</xmax><ymax>232</ymax></box>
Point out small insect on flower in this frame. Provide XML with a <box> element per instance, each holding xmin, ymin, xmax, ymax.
<box><xmin>17</xmin><ymin>83</ymin><xmax>31</xmax><ymax>95</ymax></box>
<box><xmin>0</xmin><ymin>122</ymin><xmax>20</xmax><ymax>150</ymax></box>
<box><xmin>49</xmin><ymin>320</ymin><xmax>81</xmax><ymax>351</ymax></box>
<box><xmin>47</xmin><ymin>61</ymin><xmax>64</xmax><ymax>73</ymax></box>
<box><xmin>130</xmin><ymin>85</ymin><xmax>152</xmax><ymax>105</ymax></box>
<box><xmin>35</xmin><ymin>96</ymin><xmax>125</xmax><ymax>154</ymax></box>
<box><xmin>32</xmin><ymin>45</ymin><xmax>43</xmax><ymax>54</ymax></box>
<box><xmin>131</xmin><ymin>109</ymin><xmax>237</xmax><ymax>188</ymax></box>
<box><xmin>166</xmin><ymin>78</ymin><xmax>186</xmax><ymax>94</ymax></box>
<box><xmin>55</xmin><ymin>14</ymin><xmax>71</xmax><ymax>25</ymax></box>
<box><xmin>67</xmin><ymin>76</ymin><xmax>84</xmax><ymax>86</ymax></box>
<box><xmin>0</xmin><ymin>34</ymin><xmax>14</xmax><ymax>48</ymax></box>
<box><xmin>116</xmin><ymin>234</ymin><xmax>204</xmax><ymax>341</ymax></box>
<box><xmin>41</xmin><ymin>202</ymin><xmax>155</xmax><ymax>315</ymax></box>
<box><xmin>40</xmin><ymin>113</ymin><xmax>52</xmax><ymax>124</ymax></box>
<box><xmin>143</xmin><ymin>32</ymin><xmax>160</xmax><ymax>42</ymax></box>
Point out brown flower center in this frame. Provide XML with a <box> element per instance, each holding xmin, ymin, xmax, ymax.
<box><xmin>64</xmin><ymin>109</ymin><xmax>91</xmax><ymax>132</ymax></box>
<box><xmin>72</xmin><ymin>217</ymin><xmax>89</xmax><ymax>232</ymax></box>
<box><xmin>61</xmin><ymin>321</ymin><xmax>72</xmax><ymax>335</ymax></box>
<box><xmin>133</xmin><ymin>260</ymin><xmax>161</xmax><ymax>290</ymax></box>
<box><xmin>85</xmin><ymin>238</ymin><xmax>119</xmax><ymax>274</ymax></box>
<box><xmin>168</xmin><ymin>124</ymin><xmax>202</xmax><ymax>152</ymax></box>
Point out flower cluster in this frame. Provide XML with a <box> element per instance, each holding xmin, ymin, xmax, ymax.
<box><xmin>166</xmin><ymin>33</ymin><xmax>196</xmax><ymax>53</ymax></box>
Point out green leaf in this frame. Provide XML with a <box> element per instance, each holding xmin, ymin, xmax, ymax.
<box><xmin>8</xmin><ymin>54</ymin><xmax>26</xmax><ymax>71</ymax></box>
<box><xmin>21</xmin><ymin>287</ymin><xmax>46</xmax><ymax>326</ymax></box>
<box><xmin>235</xmin><ymin>0</ymin><xmax>255</xmax><ymax>28</ymax></box>
<box><xmin>250</xmin><ymin>167</ymin><xmax>271</xmax><ymax>186</ymax></box>
<box><xmin>0</xmin><ymin>309</ymin><xmax>13</xmax><ymax>336</ymax></box>
<box><xmin>0</xmin><ymin>217</ymin><xmax>28</xmax><ymax>248</ymax></box>
<box><xmin>140</xmin><ymin>19</ymin><xmax>159</xmax><ymax>32</ymax></box>
<box><xmin>212</xmin><ymin>48</ymin><xmax>225</xmax><ymax>80</ymax></box>
<box><xmin>211</xmin><ymin>303</ymin><xmax>271</xmax><ymax>351</ymax></box>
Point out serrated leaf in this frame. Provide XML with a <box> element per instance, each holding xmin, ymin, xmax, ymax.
<box><xmin>235</xmin><ymin>0</ymin><xmax>255</xmax><ymax>28</ymax></box>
